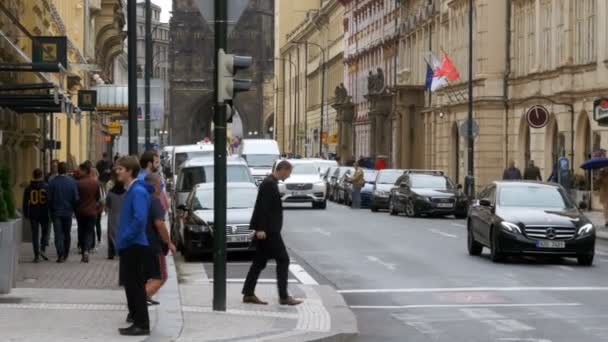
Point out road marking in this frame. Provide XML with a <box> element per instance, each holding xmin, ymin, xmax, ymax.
<box><xmin>557</xmin><ymin>265</ymin><xmax>575</xmax><ymax>272</ymax></box>
<box><xmin>405</xmin><ymin>321</ymin><xmax>438</xmax><ymax>335</ymax></box>
<box><xmin>595</xmin><ymin>250</ymin><xmax>608</xmax><ymax>256</ymax></box>
<box><xmin>366</xmin><ymin>255</ymin><xmax>396</xmax><ymax>270</ymax></box>
<box><xmin>338</xmin><ymin>286</ymin><xmax>608</xmax><ymax>294</ymax></box>
<box><xmin>451</xmin><ymin>223</ymin><xmax>466</xmax><ymax>228</ymax></box>
<box><xmin>460</xmin><ymin>308</ymin><xmax>504</xmax><ymax>319</ymax></box>
<box><xmin>482</xmin><ymin>319</ymin><xmax>534</xmax><ymax>332</ymax></box>
<box><xmin>313</xmin><ymin>227</ymin><xmax>331</xmax><ymax>236</ymax></box>
<box><xmin>349</xmin><ymin>303</ymin><xmax>581</xmax><ymax>310</ymax></box>
<box><xmin>207</xmin><ymin>278</ymin><xmax>298</xmax><ymax>283</ymax></box>
<box><xmin>498</xmin><ymin>339</ymin><xmax>552</xmax><ymax>342</ymax></box>
<box><xmin>430</xmin><ymin>228</ymin><xmax>458</xmax><ymax>238</ymax></box>
<box><xmin>289</xmin><ymin>263</ymin><xmax>319</xmax><ymax>285</ymax></box>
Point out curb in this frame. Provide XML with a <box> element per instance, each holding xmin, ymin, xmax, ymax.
<box><xmin>145</xmin><ymin>254</ymin><xmax>184</xmax><ymax>342</ymax></box>
<box><xmin>306</xmin><ymin>285</ymin><xmax>359</xmax><ymax>342</ymax></box>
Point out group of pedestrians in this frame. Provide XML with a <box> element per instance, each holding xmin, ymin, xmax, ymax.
<box><xmin>502</xmin><ymin>159</ymin><xmax>543</xmax><ymax>181</ymax></box>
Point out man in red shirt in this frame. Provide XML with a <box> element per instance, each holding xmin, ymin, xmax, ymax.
<box><xmin>75</xmin><ymin>163</ymin><xmax>100</xmax><ymax>263</ymax></box>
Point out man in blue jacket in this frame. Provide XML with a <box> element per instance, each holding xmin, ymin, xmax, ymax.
<box><xmin>48</xmin><ymin>162</ymin><xmax>79</xmax><ymax>263</ymax></box>
<box><xmin>115</xmin><ymin>156</ymin><xmax>151</xmax><ymax>336</ymax></box>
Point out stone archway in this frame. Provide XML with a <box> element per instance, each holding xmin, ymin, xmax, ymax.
<box><xmin>544</xmin><ymin>115</ymin><xmax>563</xmax><ymax>174</ymax></box>
<box><xmin>264</xmin><ymin>113</ymin><xmax>274</xmax><ymax>139</ymax></box>
<box><xmin>575</xmin><ymin>110</ymin><xmax>592</xmax><ymax>168</ymax></box>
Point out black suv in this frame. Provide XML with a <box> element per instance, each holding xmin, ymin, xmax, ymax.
<box><xmin>389</xmin><ymin>171</ymin><xmax>467</xmax><ymax>218</ymax></box>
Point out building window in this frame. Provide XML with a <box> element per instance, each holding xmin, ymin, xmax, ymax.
<box><xmin>540</xmin><ymin>0</ymin><xmax>552</xmax><ymax>70</ymax></box>
<box><xmin>556</xmin><ymin>0</ymin><xmax>565</xmax><ymax>66</ymax></box>
<box><xmin>513</xmin><ymin>0</ymin><xmax>536</xmax><ymax>75</ymax></box>
<box><xmin>575</xmin><ymin>0</ymin><xmax>595</xmax><ymax>64</ymax></box>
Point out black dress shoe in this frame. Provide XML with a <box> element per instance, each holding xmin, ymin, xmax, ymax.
<box><xmin>125</xmin><ymin>313</ymin><xmax>134</xmax><ymax>323</ymax></box>
<box><xmin>56</xmin><ymin>256</ymin><xmax>65</xmax><ymax>263</ymax></box>
<box><xmin>118</xmin><ymin>325</ymin><xmax>150</xmax><ymax>336</ymax></box>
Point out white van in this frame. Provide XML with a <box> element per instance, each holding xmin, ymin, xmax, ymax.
<box><xmin>170</xmin><ymin>142</ymin><xmax>215</xmax><ymax>179</ymax></box>
<box><xmin>237</xmin><ymin>139</ymin><xmax>280</xmax><ymax>184</ymax></box>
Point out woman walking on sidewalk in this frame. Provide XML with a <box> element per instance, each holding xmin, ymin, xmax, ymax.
<box><xmin>105</xmin><ymin>169</ymin><xmax>125</xmax><ymax>260</ymax></box>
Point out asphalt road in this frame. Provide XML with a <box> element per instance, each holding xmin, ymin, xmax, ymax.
<box><xmin>281</xmin><ymin>202</ymin><xmax>608</xmax><ymax>342</ymax></box>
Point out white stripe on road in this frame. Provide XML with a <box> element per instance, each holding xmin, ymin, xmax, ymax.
<box><xmin>349</xmin><ymin>303</ymin><xmax>581</xmax><ymax>310</ymax></box>
<box><xmin>460</xmin><ymin>308</ymin><xmax>504</xmax><ymax>319</ymax></box>
<box><xmin>207</xmin><ymin>278</ymin><xmax>299</xmax><ymax>283</ymax></box>
<box><xmin>313</xmin><ymin>227</ymin><xmax>332</xmax><ymax>237</ymax></box>
<box><xmin>366</xmin><ymin>256</ymin><xmax>397</xmax><ymax>270</ymax></box>
<box><xmin>430</xmin><ymin>228</ymin><xmax>458</xmax><ymax>238</ymax></box>
<box><xmin>451</xmin><ymin>223</ymin><xmax>466</xmax><ymax>228</ymax></box>
<box><xmin>338</xmin><ymin>286</ymin><xmax>608</xmax><ymax>294</ymax></box>
<box><xmin>289</xmin><ymin>263</ymin><xmax>319</xmax><ymax>285</ymax></box>
<box><xmin>557</xmin><ymin>265</ymin><xmax>575</xmax><ymax>272</ymax></box>
<box><xmin>482</xmin><ymin>319</ymin><xmax>534</xmax><ymax>332</ymax></box>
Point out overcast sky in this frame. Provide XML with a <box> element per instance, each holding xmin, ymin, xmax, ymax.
<box><xmin>138</xmin><ymin>0</ymin><xmax>173</xmax><ymax>23</ymax></box>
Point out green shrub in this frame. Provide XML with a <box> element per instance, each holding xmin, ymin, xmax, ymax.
<box><xmin>0</xmin><ymin>187</ymin><xmax>7</xmax><ymax>222</ymax></box>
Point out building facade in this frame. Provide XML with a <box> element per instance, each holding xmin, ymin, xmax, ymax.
<box><xmin>170</xmin><ymin>0</ymin><xmax>274</xmax><ymax>146</ymax></box>
<box><xmin>278</xmin><ymin>0</ymin><xmax>345</xmax><ymax>157</ymax></box>
<box><xmin>0</xmin><ymin>0</ymin><xmax>125</xmax><ymax>204</ymax></box>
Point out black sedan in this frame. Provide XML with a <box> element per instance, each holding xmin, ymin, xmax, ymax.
<box><xmin>370</xmin><ymin>169</ymin><xmax>405</xmax><ymax>212</ymax></box>
<box><xmin>176</xmin><ymin>182</ymin><xmax>258</xmax><ymax>260</ymax></box>
<box><xmin>467</xmin><ymin>181</ymin><xmax>595</xmax><ymax>266</ymax></box>
<box><xmin>389</xmin><ymin>172</ymin><xmax>467</xmax><ymax>218</ymax></box>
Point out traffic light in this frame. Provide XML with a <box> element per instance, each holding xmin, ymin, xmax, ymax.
<box><xmin>217</xmin><ymin>48</ymin><xmax>253</xmax><ymax>104</ymax></box>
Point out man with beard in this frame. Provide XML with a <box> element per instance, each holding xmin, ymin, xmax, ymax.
<box><xmin>137</xmin><ymin>150</ymin><xmax>160</xmax><ymax>181</ymax></box>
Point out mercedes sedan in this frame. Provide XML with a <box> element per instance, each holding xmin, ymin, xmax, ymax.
<box><xmin>467</xmin><ymin>181</ymin><xmax>595</xmax><ymax>266</ymax></box>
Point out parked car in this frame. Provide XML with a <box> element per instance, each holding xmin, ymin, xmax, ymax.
<box><xmin>276</xmin><ymin>159</ymin><xmax>327</xmax><ymax>209</ymax></box>
<box><xmin>389</xmin><ymin>171</ymin><xmax>468</xmax><ymax>218</ymax></box>
<box><xmin>325</xmin><ymin>166</ymin><xmax>339</xmax><ymax>201</ymax></box>
<box><xmin>335</xmin><ymin>170</ymin><xmax>353</xmax><ymax>204</ymax></box>
<box><xmin>370</xmin><ymin>169</ymin><xmax>405</xmax><ymax>212</ymax></box>
<box><xmin>467</xmin><ymin>181</ymin><xmax>595</xmax><ymax>265</ymax></box>
<box><xmin>329</xmin><ymin>167</ymin><xmax>354</xmax><ymax>202</ymax></box>
<box><xmin>339</xmin><ymin>169</ymin><xmax>377</xmax><ymax>206</ymax></box>
<box><xmin>176</xmin><ymin>182</ymin><xmax>258</xmax><ymax>260</ymax></box>
<box><xmin>238</xmin><ymin>139</ymin><xmax>280</xmax><ymax>185</ymax></box>
<box><xmin>171</xmin><ymin>157</ymin><xmax>255</xmax><ymax>245</ymax></box>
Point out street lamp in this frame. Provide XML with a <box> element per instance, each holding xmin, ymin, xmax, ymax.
<box><xmin>274</xmin><ymin>57</ymin><xmax>299</xmax><ymax>154</ymax></box>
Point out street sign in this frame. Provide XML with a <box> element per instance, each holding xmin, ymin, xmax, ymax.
<box><xmin>32</xmin><ymin>36</ymin><xmax>67</xmax><ymax>69</ymax></box>
<box><xmin>594</xmin><ymin>98</ymin><xmax>608</xmax><ymax>126</ymax></box>
<box><xmin>526</xmin><ymin>105</ymin><xmax>550</xmax><ymax>129</ymax></box>
<box><xmin>459</xmin><ymin>119</ymin><xmax>479</xmax><ymax>138</ymax></box>
<box><xmin>108</xmin><ymin>121</ymin><xmax>122</xmax><ymax>135</ymax></box>
<box><xmin>196</xmin><ymin>0</ymin><xmax>249</xmax><ymax>34</ymax></box>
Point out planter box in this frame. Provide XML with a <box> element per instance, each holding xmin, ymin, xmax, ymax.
<box><xmin>0</xmin><ymin>219</ymin><xmax>22</xmax><ymax>294</ymax></box>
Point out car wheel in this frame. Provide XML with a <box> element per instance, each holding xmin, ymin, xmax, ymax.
<box><xmin>577</xmin><ymin>254</ymin><xmax>594</xmax><ymax>266</ymax></box>
<box><xmin>389</xmin><ymin>200</ymin><xmax>398</xmax><ymax>216</ymax></box>
<box><xmin>490</xmin><ymin>228</ymin><xmax>504</xmax><ymax>263</ymax></box>
<box><xmin>467</xmin><ymin>220</ymin><xmax>483</xmax><ymax>256</ymax></box>
<box><xmin>318</xmin><ymin>200</ymin><xmax>327</xmax><ymax>209</ymax></box>
<box><xmin>405</xmin><ymin>199</ymin><xmax>418</xmax><ymax>217</ymax></box>
<box><xmin>371</xmin><ymin>205</ymin><xmax>379</xmax><ymax>212</ymax></box>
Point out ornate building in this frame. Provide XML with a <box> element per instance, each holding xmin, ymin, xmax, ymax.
<box><xmin>170</xmin><ymin>0</ymin><xmax>274</xmax><ymax>145</ymax></box>
<box><xmin>342</xmin><ymin>0</ymin><xmax>400</xmax><ymax>161</ymax></box>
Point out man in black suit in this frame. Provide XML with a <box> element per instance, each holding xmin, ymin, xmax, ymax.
<box><xmin>242</xmin><ymin>160</ymin><xmax>303</xmax><ymax>306</ymax></box>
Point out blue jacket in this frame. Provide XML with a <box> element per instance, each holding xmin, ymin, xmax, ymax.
<box><xmin>48</xmin><ymin>175</ymin><xmax>79</xmax><ymax>217</ymax></box>
<box><xmin>116</xmin><ymin>179</ymin><xmax>151</xmax><ymax>251</ymax></box>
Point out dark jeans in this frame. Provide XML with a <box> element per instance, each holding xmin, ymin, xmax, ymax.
<box><xmin>92</xmin><ymin>213</ymin><xmax>102</xmax><ymax>248</ymax></box>
<box><xmin>351</xmin><ymin>186</ymin><xmax>362</xmax><ymax>209</ymax></box>
<box><xmin>52</xmin><ymin>216</ymin><xmax>73</xmax><ymax>258</ymax></box>
<box><xmin>120</xmin><ymin>246</ymin><xmax>150</xmax><ymax>329</ymax></box>
<box><xmin>29</xmin><ymin>217</ymin><xmax>50</xmax><ymax>257</ymax></box>
<box><xmin>243</xmin><ymin>233</ymin><xmax>290</xmax><ymax>300</ymax></box>
<box><xmin>76</xmin><ymin>215</ymin><xmax>96</xmax><ymax>254</ymax></box>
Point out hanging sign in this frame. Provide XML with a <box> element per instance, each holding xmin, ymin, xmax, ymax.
<box><xmin>78</xmin><ymin>90</ymin><xmax>97</xmax><ymax>111</ymax></box>
<box><xmin>32</xmin><ymin>36</ymin><xmax>68</xmax><ymax>70</ymax></box>
<box><xmin>593</xmin><ymin>98</ymin><xmax>608</xmax><ymax>127</ymax></box>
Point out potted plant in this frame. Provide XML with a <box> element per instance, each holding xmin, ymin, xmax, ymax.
<box><xmin>0</xmin><ymin>165</ymin><xmax>21</xmax><ymax>294</ymax></box>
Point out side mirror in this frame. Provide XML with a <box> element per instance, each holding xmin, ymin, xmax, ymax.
<box><xmin>177</xmin><ymin>204</ymin><xmax>188</xmax><ymax>211</ymax></box>
<box><xmin>479</xmin><ymin>199</ymin><xmax>492</xmax><ymax>207</ymax></box>
<box><xmin>578</xmin><ymin>201</ymin><xmax>588</xmax><ymax>210</ymax></box>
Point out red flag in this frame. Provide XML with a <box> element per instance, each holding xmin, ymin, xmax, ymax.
<box><xmin>436</xmin><ymin>52</ymin><xmax>460</xmax><ymax>81</ymax></box>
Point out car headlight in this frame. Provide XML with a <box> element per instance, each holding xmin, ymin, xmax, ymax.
<box><xmin>374</xmin><ymin>190</ymin><xmax>389</xmax><ymax>197</ymax></box>
<box><xmin>314</xmin><ymin>181</ymin><xmax>325</xmax><ymax>187</ymax></box>
<box><xmin>187</xmin><ymin>224</ymin><xmax>210</xmax><ymax>233</ymax></box>
<box><xmin>501</xmin><ymin>221</ymin><xmax>522</xmax><ymax>234</ymax></box>
<box><xmin>578</xmin><ymin>223</ymin><xmax>594</xmax><ymax>236</ymax></box>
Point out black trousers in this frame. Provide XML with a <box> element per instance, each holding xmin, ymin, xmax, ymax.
<box><xmin>120</xmin><ymin>246</ymin><xmax>150</xmax><ymax>329</ymax></box>
<box><xmin>243</xmin><ymin>233</ymin><xmax>290</xmax><ymax>300</ymax></box>
<box><xmin>76</xmin><ymin>215</ymin><xmax>96</xmax><ymax>254</ymax></box>
<box><xmin>29</xmin><ymin>217</ymin><xmax>50</xmax><ymax>257</ymax></box>
<box><xmin>52</xmin><ymin>215</ymin><xmax>72</xmax><ymax>258</ymax></box>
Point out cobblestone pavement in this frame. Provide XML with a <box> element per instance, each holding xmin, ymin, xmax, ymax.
<box><xmin>17</xmin><ymin>215</ymin><xmax>119</xmax><ymax>289</ymax></box>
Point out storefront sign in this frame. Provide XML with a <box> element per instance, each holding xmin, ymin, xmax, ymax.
<box><xmin>78</xmin><ymin>90</ymin><xmax>97</xmax><ymax>111</ymax></box>
<box><xmin>526</xmin><ymin>105</ymin><xmax>550</xmax><ymax>129</ymax></box>
<box><xmin>32</xmin><ymin>36</ymin><xmax>68</xmax><ymax>69</ymax></box>
<box><xmin>593</xmin><ymin>98</ymin><xmax>608</xmax><ymax>126</ymax></box>
<box><xmin>108</xmin><ymin>121</ymin><xmax>122</xmax><ymax>135</ymax></box>
<box><xmin>329</xmin><ymin>133</ymin><xmax>338</xmax><ymax>144</ymax></box>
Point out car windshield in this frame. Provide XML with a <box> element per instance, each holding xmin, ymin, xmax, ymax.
<box><xmin>204</xmin><ymin>165</ymin><xmax>253</xmax><ymax>183</ymax></box>
<box><xmin>244</xmin><ymin>154</ymin><xmax>278</xmax><ymax>168</ymax></box>
<box><xmin>291</xmin><ymin>163</ymin><xmax>318</xmax><ymax>175</ymax></box>
<box><xmin>498</xmin><ymin>186</ymin><xmax>572</xmax><ymax>208</ymax></box>
<box><xmin>364</xmin><ymin>171</ymin><xmax>378</xmax><ymax>183</ymax></box>
<box><xmin>377</xmin><ymin>171</ymin><xmax>403</xmax><ymax>184</ymax></box>
<box><xmin>410</xmin><ymin>174</ymin><xmax>453</xmax><ymax>189</ymax></box>
<box><xmin>175</xmin><ymin>151</ymin><xmax>213</xmax><ymax>170</ymax></box>
<box><xmin>193</xmin><ymin>187</ymin><xmax>257</xmax><ymax>210</ymax></box>
<box><xmin>178</xmin><ymin>167</ymin><xmax>206</xmax><ymax>192</ymax></box>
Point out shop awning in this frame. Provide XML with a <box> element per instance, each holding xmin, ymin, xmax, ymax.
<box><xmin>0</xmin><ymin>83</ymin><xmax>80</xmax><ymax>116</ymax></box>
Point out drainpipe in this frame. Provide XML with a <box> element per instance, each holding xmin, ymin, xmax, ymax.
<box><xmin>504</xmin><ymin>0</ymin><xmax>512</xmax><ymax>168</ymax></box>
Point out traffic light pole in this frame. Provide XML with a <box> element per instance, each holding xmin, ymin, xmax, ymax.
<box><xmin>213</xmin><ymin>0</ymin><xmax>228</xmax><ymax>312</ymax></box>
<box><xmin>144</xmin><ymin>0</ymin><xmax>152</xmax><ymax>150</ymax></box>
<box><xmin>127</xmin><ymin>0</ymin><xmax>138</xmax><ymax>155</ymax></box>
<box><xmin>466</xmin><ymin>0</ymin><xmax>475</xmax><ymax>197</ymax></box>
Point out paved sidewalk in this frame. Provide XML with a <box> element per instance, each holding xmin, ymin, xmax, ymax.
<box><xmin>583</xmin><ymin>210</ymin><xmax>608</xmax><ymax>240</ymax></box>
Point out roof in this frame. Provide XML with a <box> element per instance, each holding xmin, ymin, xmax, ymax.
<box><xmin>173</xmin><ymin>143</ymin><xmax>214</xmax><ymax>153</ymax></box>
<box><xmin>494</xmin><ymin>180</ymin><xmax>559</xmax><ymax>188</ymax></box>
<box><xmin>195</xmin><ymin>182</ymin><xmax>258</xmax><ymax>191</ymax></box>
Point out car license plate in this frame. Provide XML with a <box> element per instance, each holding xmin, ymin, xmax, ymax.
<box><xmin>292</xmin><ymin>191</ymin><xmax>304</xmax><ymax>196</ymax></box>
<box><xmin>437</xmin><ymin>203</ymin><xmax>454</xmax><ymax>208</ymax></box>
<box><xmin>227</xmin><ymin>235</ymin><xmax>250</xmax><ymax>243</ymax></box>
<box><xmin>536</xmin><ymin>240</ymin><xmax>565</xmax><ymax>248</ymax></box>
